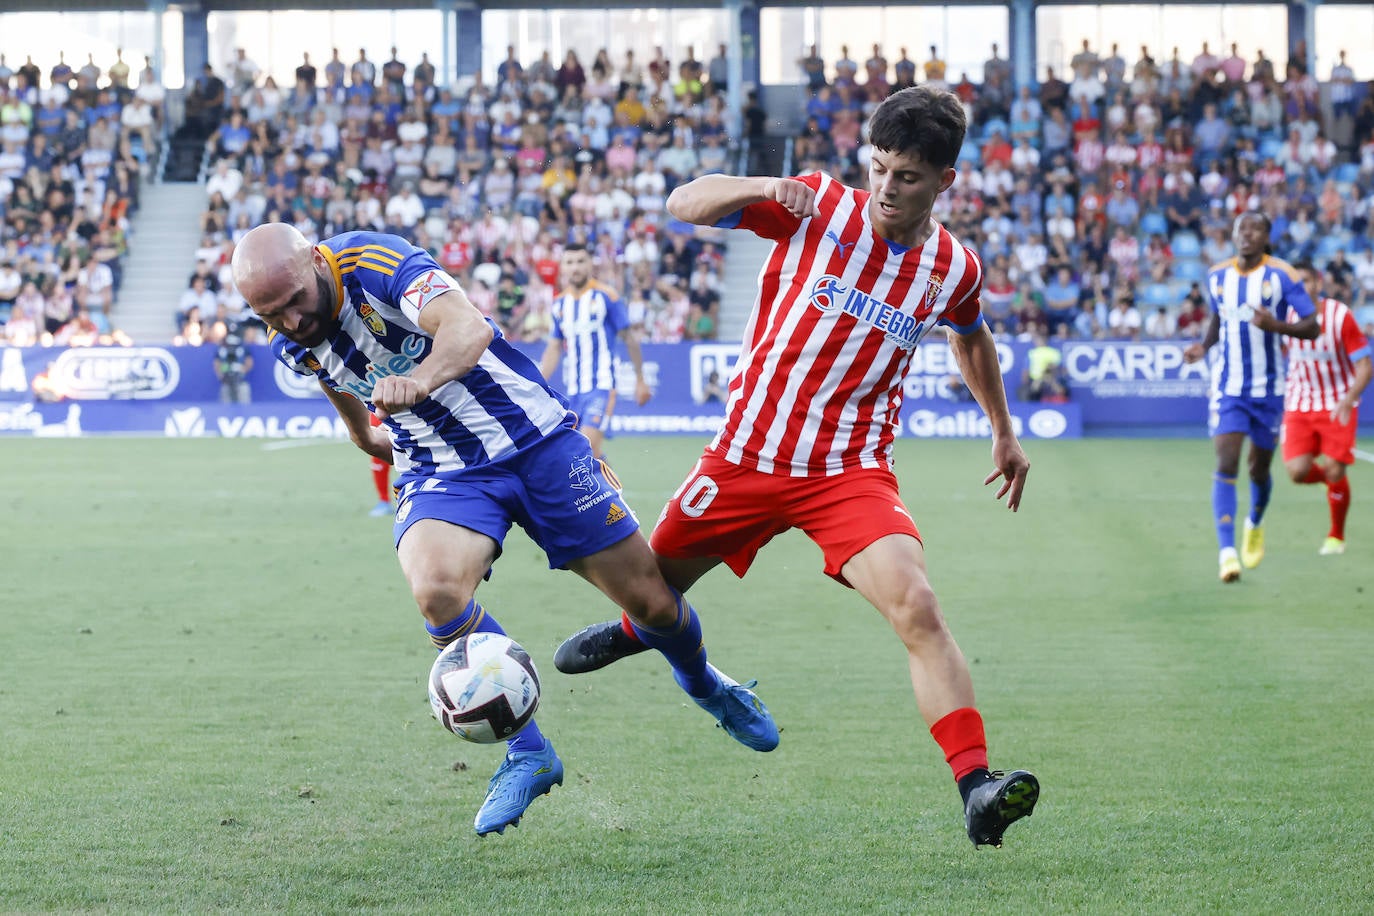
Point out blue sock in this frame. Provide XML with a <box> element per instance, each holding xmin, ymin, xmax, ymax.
<box><xmin>1249</xmin><ymin>477</ymin><xmax>1273</xmax><ymax>525</ymax></box>
<box><xmin>425</xmin><ymin>601</ymin><xmax>545</xmax><ymax>755</ymax></box>
<box><xmin>1213</xmin><ymin>474</ymin><xmax>1237</xmax><ymax>550</ymax></box>
<box><xmin>626</xmin><ymin>592</ymin><xmax>719</xmax><ymax>698</ymax></box>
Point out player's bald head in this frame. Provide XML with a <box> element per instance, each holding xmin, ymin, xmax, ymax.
<box><xmin>232</xmin><ymin>223</ymin><xmax>313</xmax><ymax>309</ymax></box>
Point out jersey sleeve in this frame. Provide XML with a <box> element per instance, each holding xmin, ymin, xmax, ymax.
<box><xmin>368</xmin><ymin>236</ymin><xmax>465</xmax><ymax>326</ymax></box>
<box><xmin>604</xmin><ymin>291</ymin><xmax>631</xmax><ymax>337</ymax></box>
<box><xmin>937</xmin><ymin>246</ymin><xmax>985</xmax><ymax>335</ymax></box>
<box><xmin>268</xmin><ymin>330</ymin><xmax>315</xmax><ymax>377</ymax></box>
<box><xmin>1338</xmin><ymin>307</ymin><xmax>1372</xmax><ymax>363</ymax></box>
<box><xmin>721</xmin><ymin>172</ymin><xmax>825</xmax><ymax>241</ymax></box>
<box><xmin>1278</xmin><ymin>268</ymin><xmax>1316</xmax><ymax>320</ymax></box>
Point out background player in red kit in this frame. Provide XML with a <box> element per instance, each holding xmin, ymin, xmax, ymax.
<box><xmin>368</xmin><ymin>411</ymin><xmax>392</xmax><ymax>516</ymax></box>
<box><xmin>556</xmin><ymin>86</ymin><xmax>1039</xmax><ymax>848</ymax></box>
<box><xmin>1283</xmin><ymin>264</ymin><xmax>1372</xmax><ymax>554</ymax></box>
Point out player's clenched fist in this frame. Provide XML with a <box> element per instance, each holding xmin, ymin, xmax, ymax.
<box><xmin>372</xmin><ymin>374</ymin><xmax>431</xmax><ymax>419</ymax></box>
<box><xmin>762</xmin><ymin>177</ymin><xmax>818</xmax><ymax>218</ymax></box>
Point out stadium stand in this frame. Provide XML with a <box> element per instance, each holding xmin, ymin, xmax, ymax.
<box><xmin>4</xmin><ymin>34</ymin><xmax>1373</xmax><ymax>351</ymax></box>
<box><xmin>175</xmin><ymin>45</ymin><xmax>736</xmax><ymax>348</ymax></box>
<box><xmin>0</xmin><ymin>51</ymin><xmax>157</xmax><ymax>346</ymax></box>
<box><xmin>791</xmin><ymin>40</ymin><xmax>1374</xmax><ymax>342</ymax></box>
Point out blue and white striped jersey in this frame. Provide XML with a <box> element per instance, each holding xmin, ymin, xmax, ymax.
<box><xmin>269</xmin><ymin>231</ymin><xmax>573</xmax><ymax>476</ymax></box>
<box><xmin>1205</xmin><ymin>255</ymin><xmax>1316</xmax><ymax>399</ymax></box>
<box><xmin>549</xmin><ymin>281</ymin><xmax>630</xmax><ymax>395</ymax></box>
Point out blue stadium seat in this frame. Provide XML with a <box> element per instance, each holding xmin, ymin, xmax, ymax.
<box><xmin>1141</xmin><ymin>282</ymin><xmax>1175</xmax><ymax>309</ymax></box>
<box><xmin>1334</xmin><ymin>162</ymin><xmax>1360</xmax><ymax>185</ymax></box>
<box><xmin>1173</xmin><ymin>259</ymin><xmax>1206</xmax><ymax>283</ymax></box>
<box><xmin>983</xmin><ymin>118</ymin><xmax>1009</xmax><ymax>138</ymax></box>
<box><xmin>1258</xmin><ymin>137</ymin><xmax>1283</xmax><ymax>161</ymax></box>
<box><xmin>1140</xmin><ymin>212</ymin><xmax>1167</xmax><ymax>237</ymax></box>
<box><xmin>1171</xmin><ymin>231</ymin><xmax>1201</xmax><ymax>258</ymax></box>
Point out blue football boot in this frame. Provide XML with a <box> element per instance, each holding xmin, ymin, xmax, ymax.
<box><xmin>473</xmin><ymin>740</ymin><xmax>564</xmax><ymax>836</ymax></box>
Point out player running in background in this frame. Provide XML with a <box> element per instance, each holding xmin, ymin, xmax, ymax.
<box><xmin>556</xmin><ymin>86</ymin><xmax>1039</xmax><ymax>848</ymax></box>
<box><xmin>1282</xmin><ymin>263</ymin><xmax>1371</xmax><ymax>555</ymax></box>
<box><xmin>539</xmin><ymin>244</ymin><xmax>651</xmax><ymax>459</ymax></box>
<box><xmin>232</xmin><ymin>224</ymin><xmax>777</xmax><ymax>837</ymax></box>
<box><xmin>1184</xmin><ymin>212</ymin><xmax>1318</xmax><ymax>582</ymax></box>
<box><xmin>368</xmin><ymin>412</ymin><xmax>392</xmax><ymax>516</ymax></box>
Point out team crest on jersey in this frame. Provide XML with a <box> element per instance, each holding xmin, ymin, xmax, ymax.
<box><xmin>920</xmin><ymin>272</ymin><xmax>945</xmax><ymax>313</ymax></box>
<box><xmin>403</xmin><ymin>269</ymin><xmax>455</xmax><ymax>311</ymax></box>
<box><xmin>1261</xmin><ymin>280</ymin><xmax>1273</xmax><ymax>300</ymax></box>
<box><xmin>358</xmin><ymin>302</ymin><xmax>386</xmax><ymax>338</ymax></box>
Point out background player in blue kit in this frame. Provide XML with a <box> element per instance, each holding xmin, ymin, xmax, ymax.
<box><xmin>1184</xmin><ymin>212</ymin><xmax>1318</xmax><ymax>582</ymax></box>
<box><xmin>231</xmin><ymin>223</ymin><xmax>778</xmax><ymax>836</ymax></box>
<box><xmin>539</xmin><ymin>244</ymin><xmax>651</xmax><ymax>460</ymax></box>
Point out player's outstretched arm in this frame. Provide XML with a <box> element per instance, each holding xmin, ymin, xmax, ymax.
<box><xmin>322</xmin><ymin>382</ymin><xmax>392</xmax><ymax>462</ymax></box>
<box><xmin>373</xmin><ymin>288</ymin><xmax>493</xmax><ymax>419</ymax></box>
<box><xmin>1183</xmin><ymin>314</ymin><xmax>1220</xmax><ymax>363</ymax></box>
<box><xmin>949</xmin><ymin>323</ymin><xmax>1029</xmax><ymax>511</ymax></box>
<box><xmin>666</xmin><ymin>174</ymin><xmax>817</xmax><ymax>226</ymax></box>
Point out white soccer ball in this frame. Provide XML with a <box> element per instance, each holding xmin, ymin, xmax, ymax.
<box><xmin>428</xmin><ymin>632</ymin><xmax>541</xmax><ymax>744</ymax></box>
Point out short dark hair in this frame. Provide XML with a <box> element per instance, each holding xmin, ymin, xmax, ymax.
<box><xmin>866</xmin><ymin>86</ymin><xmax>967</xmax><ymax>170</ymax></box>
<box><xmin>562</xmin><ymin>242</ymin><xmax>589</xmax><ymax>255</ymax></box>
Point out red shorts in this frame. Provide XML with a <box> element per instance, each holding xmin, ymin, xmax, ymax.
<box><xmin>1282</xmin><ymin>408</ymin><xmax>1359</xmax><ymax>465</ymax></box>
<box><xmin>649</xmin><ymin>451</ymin><xmax>921</xmax><ymax>587</ymax></box>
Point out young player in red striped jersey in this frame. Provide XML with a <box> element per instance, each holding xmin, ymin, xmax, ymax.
<box><xmin>556</xmin><ymin>86</ymin><xmax>1039</xmax><ymax>848</ymax></box>
<box><xmin>1283</xmin><ymin>264</ymin><xmax>1372</xmax><ymax>554</ymax></box>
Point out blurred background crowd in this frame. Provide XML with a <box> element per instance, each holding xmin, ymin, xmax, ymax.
<box><xmin>1</xmin><ymin>33</ymin><xmax>1372</xmax><ymax>353</ymax></box>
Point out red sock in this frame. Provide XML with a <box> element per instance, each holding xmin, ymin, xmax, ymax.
<box><xmin>1328</xmin><ymin>476</ymin><xmax>1351</xmax><ymax>540</ymax></box>
<box><xmin>619</xmin><ymin>611</ymin><xmax>645</xmax><ymax>643</ymax></box>
<box><xmin>370</xmin><ymin>459</ymin><xmax>390</xmax><ymax>502</ymax></box>
<box><xmin>1300</xmin><ymin>466</ymin><xmax>1325</xmax><ymax>484</ymax></box>
<box><xmin>930</xmin><ymin>707</ymin><xmax>990</xmax><ymax>782</ymax></box>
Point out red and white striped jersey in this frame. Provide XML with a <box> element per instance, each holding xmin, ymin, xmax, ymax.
<box><xmin>1284</xmin><ymin>296</ymin><xmax>1372</xmax><ymax>413</ymax></box>
<box><xmin>711</xmin><ymin>171</ymin><xmax>985</xmax><ymax>477</ymax></box>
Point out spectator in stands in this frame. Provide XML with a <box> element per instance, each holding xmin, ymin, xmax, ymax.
<box><xmin>1106</xmin><ymin>292</ymin><xmax>1143</xmax><ymax>339</ymax></box>
<box><xmin>185</xmin><ymin>63</ymin><xmax>226</xmax><ymax>132</ymax></box>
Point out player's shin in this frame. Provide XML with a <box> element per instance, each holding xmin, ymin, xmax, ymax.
<box><xmin>624</xmin><ymin>590</ymin><xmax>718</xmax><ymax>697</ymax></box>
<box><xmin>1212</xmin><ymin>474</ymin><xmax>1238</xmax><ymax>549</ymax></box>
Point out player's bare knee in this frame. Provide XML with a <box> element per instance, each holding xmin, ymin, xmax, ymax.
<box><xmin>885</xmin><ymin>586</ymin><xmax>946</xmax><ymax>649</ymax></box>
<box><xmin>1325</xmin><ymin>463</ymin><xmax>1347</xmax><ymax>483</ymax></box>
<box><xmin>409</xmin><ymin>575</ymin><xmax>474</xmax><ymax>626</ymax></box>
<box><xmin>1286</xmin><ymin>460</ymin><xmax>1311</xmax><ymax>483</ymax></box>
<box><xmin>620</xmin><ymin>585</ymin><xmax>679</xmax><ymax>629</ymax></box>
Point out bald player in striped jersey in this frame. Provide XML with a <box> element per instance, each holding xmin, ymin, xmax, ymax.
<box><xmin>556</xmin><ymin>86</ymin><xmax>1040</xmax><ymax>848</ymax></box>
<box><xmin>1184</xmin><ymin>212</ymin><xmax>1319</xmax><ymax>582</ymax></box>
<box><xmin>539</xmin><ymin>244</ymin><xmax>651</xmax><ymax>459</ymax></box>
<box><xmin>232</xmin><ymin>225</ymin><xmax>778</xmax><ymax>837</ymax></box>
<box><xmin>1282</xmin><ymin>263</ymin><xmax>1371</xmax><ymax>555</ymax></box>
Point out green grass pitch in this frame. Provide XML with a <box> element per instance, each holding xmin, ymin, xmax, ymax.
<box><xmin>2</xmin><ymin>435</ymin><xmax>1371</xmax><ymax>913</ymax></box>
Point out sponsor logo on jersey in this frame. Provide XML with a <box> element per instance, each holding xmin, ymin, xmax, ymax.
<box><xmin>358</xmin><ymin>302</ymin><xmax>386</xmax><ymax>338</ymax></box>
<box><xmin>402</xmin><ymin>269</ymin><xmax>454</xmax><ymax>311</ymax></box>
<box><xmin>568</xmin><ymin>454</ymin><xmax>599</xmax><ymax>492</ymax></box>
<box><xmin>807</xmin><ymin>274</ymin><xmax>927</xmax><ymax>349</ymax></box>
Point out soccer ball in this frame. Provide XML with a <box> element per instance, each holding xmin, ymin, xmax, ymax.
<box><xmin>428</xmin><ymin>632</ymin><xmax>541</xmax><ymax>744</ymax></box>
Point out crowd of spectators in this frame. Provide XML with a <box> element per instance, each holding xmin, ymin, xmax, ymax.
<box><xmin>183</xmin><ymin>42</ymin><xmax>745</xmax><ymax>347</ymax></box>
<box><xmin>794</xmin><ymin>39</ymin><xmax>1374</xmax><ymax>344</ymax></box>
<box><xmin>0</xmin><ymin>50</ymin><xmax>160</xmax><ymax>347</ymax></box>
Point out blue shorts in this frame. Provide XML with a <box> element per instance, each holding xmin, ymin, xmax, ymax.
<box><xmin>568</xmin><ymin>389</ymin><xmax>614</xmax><ymax>433</ymax></box>
<box><xmin>1209</xmin><ymin>393</ymin><xmax>1285</xmax><ymax>450</ymax></box>
<box><xmin>392</xmin><ymin>426</ymin><xmax>640</xmax><ymax>569</ymax></box>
